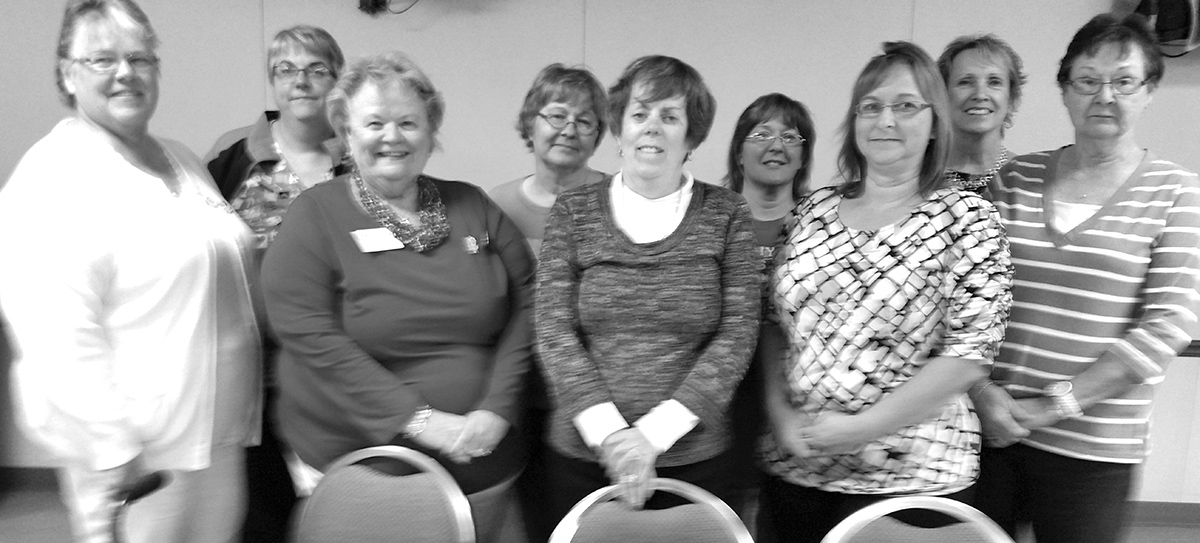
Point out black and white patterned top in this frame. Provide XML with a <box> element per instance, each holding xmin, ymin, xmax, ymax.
<box><xmin>760</xmin><ymin>187</ymin><xmax>1012</xmax><ymax>495</ymax></box>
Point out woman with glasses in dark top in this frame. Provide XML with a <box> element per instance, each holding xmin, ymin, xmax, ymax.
<box><xmin>490</xmin><ymin>63</ymin><xmax>609</xmax><ymax>256</ymax></box>
<box><xmin>757</xmin><ymin>42</ymin><xmax>1012</xmax><ymax>543</ymax></box>
<box><xmin>722</xmin><ymin>92</ymin><xmax>815</xmax><ymax>537</ymax></box>
<box><xmin>974</xmin><ymin>14</ymin><xmax>1200</xmax><ymax>543</ymax></box>
<box><xmin>207</xmin><ymin>25</ymin><xmax>348</xmax><ymax>244</ymax></box>
<box><xmin>204</xmin><ymin>25</ymin><xmax>346</xmax><ymax>543</ymax></box>
<box><xmin>725</xmin><ymin>93</ymin><xmax>816</xmax><ymax>274</ymax></box>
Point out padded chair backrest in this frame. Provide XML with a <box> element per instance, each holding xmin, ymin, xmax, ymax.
<box><xmin>295</xmin><ymin>446</ymin><xmax>475</xmax><ymax>543</ymax></box>
<box><xmin>550</xmin><ymin>478</ymin><xmax>753</xmax><ymax>543</ymax></box>
<box><xmin>820</xmin><ymin>496</ymin><xmax>1014</xmax><ymax>543</ymax></box>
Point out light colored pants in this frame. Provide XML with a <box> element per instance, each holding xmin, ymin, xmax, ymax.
<box><xmin>57</xmin><ymin>444</ymin><xmax>246</xmax><ymax>543</ymax></box>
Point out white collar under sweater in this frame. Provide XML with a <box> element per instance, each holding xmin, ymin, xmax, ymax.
<box><xmin>610</xmin><ymin>170</ymin><xmax>695</xmax><ymax>244</ymax></box>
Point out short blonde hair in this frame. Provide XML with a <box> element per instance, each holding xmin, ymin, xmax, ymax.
<box><xmin>267</xmin><ymin>25</ymin><xmax>345</xmax><ymax>81</ymax></box>
<box><xmin>326</xmin><ymin>52</ymin><xmax>445</xmax><ymax>148</ymax></box>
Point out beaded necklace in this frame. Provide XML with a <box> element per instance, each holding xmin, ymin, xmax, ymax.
<box><xmin>353</xmin><ymin>172</ymin><xmax>450</xmax><ymax>252</ymax></box>
<box><xmin>945</xmin><ymin>147</ymin><xmax>1011</xmax><ymax>194</ymax></box>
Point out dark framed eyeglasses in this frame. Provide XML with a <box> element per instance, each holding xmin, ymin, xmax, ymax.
<box><xmin>855</xmin><ymin>101</ymin><xmax>931</xmax><ymax>118</ymax></box>
<box><xmin>744</xmin><ymin>132</ymin><xmax>806</xmax><ymax>147</ymax></box>
<box><xmin>273</xmin><ymin>62</ymin><xmax>334</xmax><ymax>82</ymax></box>
<box><xmin>1066</xmin><ymin>76</ymin><xmax>1146</xmax><ymax>96</ymax></box>
<box><xmin>73</xmin><ymin>53</ymin><xmax>159</xmax><ymax>74</ymax></box>
<box><xmin>538</xmin><ymin>112</ymin><xmax>599</xmax><ymax>136</ymax></box>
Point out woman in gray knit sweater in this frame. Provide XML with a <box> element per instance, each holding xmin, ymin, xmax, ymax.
<box><xmin>533</xmin><ymin>55</ymin><xmax>761</xmax><ymax>538</ymax></box>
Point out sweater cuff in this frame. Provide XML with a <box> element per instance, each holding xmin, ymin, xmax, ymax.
<box><xmin>574</xmin><ymin>402</ymin><xmax>629</xmax><ymax>449</ymax></box>
<box><xmin>633</xmin><ymin>399</ymin><xmax>699</xmax><ymax>454</ymax></box>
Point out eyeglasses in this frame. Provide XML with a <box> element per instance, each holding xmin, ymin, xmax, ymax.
<box><xmin>855</xmin><ymin>101</ymin><xmax>931</xmax><ymax>118</ymax></box>
<box><xmin>72</xmin><ymin>53</ymin><xmax>159</xmax><ymax>74</ymax></box>
<box><xmin>538</xmin><ymin>112</ymin><xmax>599</xmax><ymax>136</ymax></box>
<box><xmin>744</xmin><ymin>132</ymin><xmax>805</xmax><ymax>147</ymax></box>
<box><xmin>1066</xmin><ymin>76</ymin><xmax>1146</xmax><ymax>96</ymax></box>
<box><xmin>273</xmin><ymin>62</ymin><xmax>334</xmax><ymax>82</ymax></box>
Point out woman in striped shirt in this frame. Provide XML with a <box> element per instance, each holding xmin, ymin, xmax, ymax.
<box><xmin>974</xmin><ymin>13</ymin><xmax>1200</xmax><ymax>543</ymax></box>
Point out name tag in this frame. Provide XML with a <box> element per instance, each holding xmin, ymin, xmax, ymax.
<box><xmin>350</xmin><ymin>228</ymin><xmax>405</xmax><ymax>253</ymax></box>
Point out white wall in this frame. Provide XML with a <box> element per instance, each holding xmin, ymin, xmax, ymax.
<box><xmin>3</xmin><ymin>0</ymin><xmax>1200</xmax><ymax>500</ymax></box>
<box><xmin>1139</xmin><ymin>359</ymin><xmax>1200</xmax><ymax>503</ymax></box>
<box><xmin>3</xmin><ymin>1</ymin><xmax>1198</xmax><ymax>187</ymax></box>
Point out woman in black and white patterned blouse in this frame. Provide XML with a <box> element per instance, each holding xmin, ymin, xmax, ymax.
<box><xmin>757</xmin><ymin>41</ymin><xmax>1014</xmax><ymax>543</ymax></box>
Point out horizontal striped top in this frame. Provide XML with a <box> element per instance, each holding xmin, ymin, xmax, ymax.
<box><xmin>988</xmin><ymin>147</ymin><xmax>1200</xmax><ymax>463</ymax></box>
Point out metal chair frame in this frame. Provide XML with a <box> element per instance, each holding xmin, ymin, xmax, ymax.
<box><xmin>296</xmin><ymin>445</ymin><xmax>475</xmax><ymax>543</ymax></box>
<box><xmin>549</xmin><ymin>477</ymin><xmax>754</xmax><ymax>543</ymax></box>
<box><xmin>820</xmin><ymin>495</ymin><xmax>1014</xmax><ymax>543</ymax></box>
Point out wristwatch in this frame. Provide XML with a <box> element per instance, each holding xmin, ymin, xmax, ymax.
<box><xmin>1043</xmin><ymin>381</ymin><xmax>1083</xmax><ymax>418</ymax></box>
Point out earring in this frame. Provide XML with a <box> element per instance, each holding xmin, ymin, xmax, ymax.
<box><xmin>618</xmin><ymin>147</ymin><xmax>624</xmax><ymax>157</ymax></box>
<box><xmin>685</xmin><ymin>151</ymin><xmax>693</xmax><ymax>163</ymax></box>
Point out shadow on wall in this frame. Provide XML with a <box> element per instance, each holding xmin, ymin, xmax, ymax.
<box><xmin>1163</xmin><ymin>48</ymin><xmax>1200</xmax><ymax>85</ymax></box>
<box><xmin>0</xmin><ymin>314</ymin><xmax>12</xmax><ymax>465</ymax></box>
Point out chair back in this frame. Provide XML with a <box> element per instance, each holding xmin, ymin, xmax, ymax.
<box><xmin>549</xmin><ymin>478</ymin><xmax>753</xmax><ymax>543</ymax></box>
<box><xmin>820</xmin><ymin>496</ymin><xmax>1014</xmax><ymax>543</ymax></box>
<box><xmin>295</xmin><ymin>445</ymin><xmax>474</xmax><ymax>543</ymax></box>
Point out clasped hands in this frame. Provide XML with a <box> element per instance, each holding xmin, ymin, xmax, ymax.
<box><xmin>973</xmin><ymin>385</ymin><xmax>1065</xmax><ymax>448</ymax></box>
<box><xmin>598</xmin><ymin>428</ymin><xmax>659</xmax><ymax>509</ymax></box>
<box><xmin>412</xmin><ymin>409</ymin><xmax>509</xmax><ymax>464</ymax></box>
<box><xmin>775</xmin><ymin>410</ymin><xmax>878</xmax><ymax>457</ymax></box>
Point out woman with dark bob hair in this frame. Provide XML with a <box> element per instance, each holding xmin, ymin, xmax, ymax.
<box><xmin>974</xmin><ymin>14</ymin><xmax>1200</xmax><ymax>543</ymax></box>
<box><xmin>722</xmin><ymin>92</ymin><xmax>815</xmax><ymax>530</ymax></box>
<box><xmin>534</xmin><ymin>54</ymin><xmax>760</xmax><ymax>536</ymax></box>
<box><xmin>261</xmin><ymin>51</ymin><xmax>534</xmax><ymax>542</ymax></box>
<box><xmin>726</xmin><ymin>93</ymin><xmax>816</xmax><ymax>233</ymax></box>
<box><xmin>758</xmin><ymin>42</ymin><xmax>1012</xmax><ymax>543</ymax></box>
<box><xmin>937</xmin><ymin>33</ymin><xmax>1027</xmax><ymax>194</ymax></box>
<box><xmin>490</xmin><ymin>63</ymin><xmax>609</xmax><ymax>254</ymax></box>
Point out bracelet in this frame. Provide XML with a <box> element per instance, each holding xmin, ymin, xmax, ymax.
<box><xmin>403</xmin><ymin>405</ymin><xmax>433</xmax><ymax>439</ymax></box>
<box><xmin>1051</xmin><ymin>393</ymin><xmax>1083</xmax><ymax>419</ymax></box>
<box><xmin>969</xmin><ymin>380</ymin><xmax>997</xmax><ymax>396</ymax></box>
<box><xmin>1050</xmin><ymin>389</ymin><xmax>1083</xmax><ymax>419</ymax></box>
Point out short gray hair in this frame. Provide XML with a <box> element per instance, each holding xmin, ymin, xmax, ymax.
<box><xmin>326</xmin><ymin>52</ymin><xmax>445</xmax><ymax>149</ymax></box>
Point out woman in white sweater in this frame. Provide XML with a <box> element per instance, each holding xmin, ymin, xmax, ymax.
<box><xmin>0</xmin><ymin>1</ymin><xmax>260</xmax><ymax>541</ymax></box>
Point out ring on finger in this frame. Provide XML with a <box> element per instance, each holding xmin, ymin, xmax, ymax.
<box><xmin>619</xmin><ymin>473</ymin><xmax>638</xmax><ymax>484</ymax></box>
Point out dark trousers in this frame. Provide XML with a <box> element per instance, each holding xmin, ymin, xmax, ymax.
<box><xmin>974</xmin><ymin>443</ymin><xmax>1135</xmax><ymax>543</ymax></box>
<box><xmin>515</xmin><ymin>406</ymin><xmax>552</xmax><ymax>543</ymax></box>
<box><xmin>729</xmin><ymin>348</ymin><xmax>768</xmax><ymax>537</ymax></box>
<box><xmin>241</xmin><ymin>386</ymin><xmax>297</xmax><ymax>543</ymax></box>
<box><xmin>526</xmin><ymin>447</ymin><xmax>741</xmax><ymax>542</ymax></box>
<box><xmin>760</xmin><ymin>474</ymin><xmax>976</xmax><ymax>543</ymax></box>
